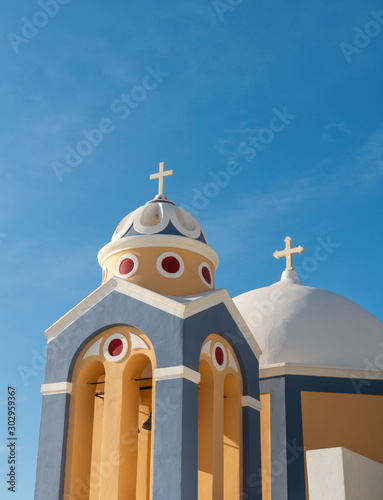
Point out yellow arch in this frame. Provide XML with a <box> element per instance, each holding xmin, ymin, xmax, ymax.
<box><xmin>64</xmin><ymin>326</ymin><xmax>156</xmax><ymax>500</ymax></box>
<box><xmin>198</xmin><ymin>334</ymin><xmax>243</xmax><ymax>500</ymax></box>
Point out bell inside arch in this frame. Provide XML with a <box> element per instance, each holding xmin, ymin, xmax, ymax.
<box><xmin>142</xmin><ymin>412</ymin><xmax>152</xmax><ymax>431</ymax></box>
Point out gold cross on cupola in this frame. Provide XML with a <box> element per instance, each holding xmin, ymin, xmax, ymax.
<box><xmin>150</xmin><ymin>162</ymin><xmax>174</xmax><ymax>198</ymax></box>
<box><xmin>273</xmin><ymin>236</ymin><xmax>305</xmax><ymax>270</ymax></box>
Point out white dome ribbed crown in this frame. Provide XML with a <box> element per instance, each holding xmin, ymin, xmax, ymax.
<box><xmin>98</xmin><ymin>198</ymin><xmax>219</xmax><ymax>269</ymax></box>
<box><xmin>112</xmin><ymin>199</ymin><xmax>207</xmax><ymax>242</ymax></box>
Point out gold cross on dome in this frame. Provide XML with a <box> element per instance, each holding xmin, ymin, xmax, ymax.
<box><xmin>150</xmin><ymin>162</ymin><xmax>174</xmax><ymax>197</ymax></box>
<box><xmin>273</xmin><ymin>236</ymin><xmax>305</xmax><ymax>270</ymax></box>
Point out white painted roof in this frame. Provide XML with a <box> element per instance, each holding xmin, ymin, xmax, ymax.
<box><xmin>233</xmin><ymin>270</ymin><xmax>383</xmax><ymax>370</ymax></box>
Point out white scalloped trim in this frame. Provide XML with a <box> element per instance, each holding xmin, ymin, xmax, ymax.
<box><xmin>111</xmin><ymin>202</ymin><xmax>204</xmax><ymax>240</ymax></box>
<box><xmin>134</xmin><ymin>203</ymin><xmax>170</xmax><ymax>234</ymax></box>
<box><xmin>172</xmin><ymin>206</ymin><xmax>201</xmax><ymax>239</ymax></box>
<box><xmin>84</xmin><ymin>338</ymin><xmax>102</xmax><ymax>359</ymax></box>
<box><xmin>228</xmin><ymin>350</ymin><xmax>238</xmax><ymax>371</ymax></box>
<box><xmin>201</xmin><ymin>339</ymin><xmax>212</xmax><ymax>356</ymax></box>
<box><xmin>131</xmin><ymin>333</ymin><xmax>149</xmax><ymax>350</ymax></box>
<box><xmin>112</xmin><ymin>211</ymin><xmax>136</xmax><ymax>241</ymax></box>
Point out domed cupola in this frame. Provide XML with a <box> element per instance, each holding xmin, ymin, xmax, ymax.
<box><xmin>98</xmin><ymin>163</ymin><xmax>219</xmax><ymax>296</ymax></box>
<box><xmin>233</xmin><ymin>236</ymin><xmax>383</xmax><ymax>371</ymax></box>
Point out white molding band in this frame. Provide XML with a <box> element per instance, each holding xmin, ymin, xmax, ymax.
<box><xmin>242</xmin><ymin>395</ymin><xmax>262</xmax><ymax>412</ymax></box>
<box><xmin>98</xmin><ymin>234</ymin><xmax>219</xmax><ymax>269</ymax></box>
<box><xmin>45</xmin><ymin>279</ymin><xmax>262</xmax><ymax>361</ymax></box>
<box><xmin>41</xmin><ymin>382</ymin><xmax>72</xmax><ymax>396</ymax></box>
<box><xmin>154</xmin><ymin>365</ymin><xmax>201</xmax><ymax>384</ymax></box>
<box><xmin>45</xmin><ymin>278</ymin><xmax>119</xmax><ymax>342</ymax></box>
<box><xmin>260</xmin><ymin>362</ymin><xmax>383</xmax><ymax>380</ymax></box>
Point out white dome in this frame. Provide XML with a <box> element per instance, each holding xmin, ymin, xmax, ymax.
<box><xmin>233</xmin><ymin>270</ymin><xmax>383</xmax><ymax>370</ymax></box>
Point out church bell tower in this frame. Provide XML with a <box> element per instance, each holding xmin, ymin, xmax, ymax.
<box><xmin>34</xmin><ymin>164</ymin><xmax>263</xmax><ymax>500</ymax></box>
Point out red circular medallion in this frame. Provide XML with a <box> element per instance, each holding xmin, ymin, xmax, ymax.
<box><xmin>215</xmin><ymin>346</ymin><xmax>224</xmax><ymax>366</ymax></box>
<box><xmin>108</xmin><ymin>338</ymin><xmax>124</xmax><ymax>357</ymax></box>
<box><xmin>162</xmin><ymin>256</ymin><xmax>180</xmax><ymax>274</ymax></box>
<box><xmin>119</xmin><ymin>258</ymin><xmax>135</xmax><ymax>276</ymax></box>
<box><xmin>202</xmin><ymin>266</ymin><xmax>212</xmax><ymax>285</ymax></box>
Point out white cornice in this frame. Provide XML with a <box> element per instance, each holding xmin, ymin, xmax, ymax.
<box><xmin>98</xmin><ymin>234</ymin><xmax>219</xmax><ymax>269</ymax></box>
<box><xmin>44</xmin><ymin>279</ymin><xmax>262</xmax><ymax>359</ymax></box>
<box><xmin>242</xmin><ymin>395</ymin><xmax>262</xmax><ymax>411</ymax></box>
<box><xmin>260</xmin><ymin>362</ymin><xmax>383</xmax><ymax>380</ymax></box>
<box><xmin>154</xmin><ymin>365</ymin><xmax>201</xmax><ymax>384</ymax></box>
<box><xmin>41</xmin><ymin>382</ymin><xmax>72</xmax><ymax>395</ymax></box>
<box><xmin>45</xmin><ymin>279</ymin><xmax>120</xmax><ymax>342</ymax></box>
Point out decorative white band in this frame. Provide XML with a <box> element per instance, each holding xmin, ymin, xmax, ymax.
<box><xmin>154</xmin><ymin>365</ymin><xmax>201</xmax><ymax>384</ymax></box>
<box><xmin>98</xmin><ymin>234</ymin><xmax>219</xmax><ymax>268</ymax></box>
<box><xmin>41</xmin><ymin>382</ymin><xmax>72</xmax><ymax>396</ymax></box>
<box><xmin>259</xmin><ymin>362</ymin><xmax>383</xmax><ymax>380</ymax></box>
<box><xmin>242</xmin><ymin>395</ymin><xmax>262</xmax><ymax>411</ymax></box>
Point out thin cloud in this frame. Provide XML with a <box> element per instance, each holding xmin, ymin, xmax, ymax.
<box><xmin>215</xmin><ymin>125</ymin><xmax>260</xmax><ymax>156</ymax></box>
<box><xmin>362</xmin><ymin>129</ymin><xmax>383</xmax><ymax>159</ymax></box>
<box><xmin>322</xmin><ymin>122</ymin><xmax>352</xmax><ymax>143</ymax></box>
<box><xmin>357</xmin><ymin>130</ymin><xmax>383</xmax><ymax>184</ymax></box>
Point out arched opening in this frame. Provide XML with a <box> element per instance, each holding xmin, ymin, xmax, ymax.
<box><xmin>223</xmin><ymin>373</ymin><xmax>241</xmax><ymax>499</ymax></box>
<box><xmin>64</xmin><ymin>327</ymin><xmax>155</xmax><ymax>500</ymax></box>
<box><xmin>198</xmin><ymin>359</ymin><xmax>214</xmax><ymax>499</ymax></box>
<box><xmin>66</xmin><ymin>360</ymin><xmax>105</xmax><ymax>500</ymax></box>
<box><xmin>119</xmin><ymin>354</ymin><xmax>154</xmax><ymax>499</ymax></box>
<box><xmin>198</xmin><ymin>335</ymin><xmax>243</xmax><ymax>500</ymax></box>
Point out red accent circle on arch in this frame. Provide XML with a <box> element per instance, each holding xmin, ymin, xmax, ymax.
<box><xmin>108</xmin><ymin>338</ymin><xmax>124</xmax><ymax>357</ymax></box>
<box><xmin>215</xmin><ymin>346</ymin><xmax>224</xmax><ymax>366</ymax></box>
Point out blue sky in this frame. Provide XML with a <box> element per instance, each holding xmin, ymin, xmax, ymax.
<box><xmin>1</xmin><ymin>0</ymin><xmax>383</xmax><ymax>497</ymax></box>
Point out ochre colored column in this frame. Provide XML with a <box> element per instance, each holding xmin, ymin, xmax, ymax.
<box><xmin>119</xmin><ymin>355</ymin><xmax>154</xmax><ymax>499</ymax></box>
<box><xmin>260</xmin><ymin>393</ymin><xmax>271</xmax><ymax>500</ymax></box>
<box><xmin>223</xmin><ymin>374</ymin><xmax>241</xmax><ymax>500</ymax></box>
<box><xmin>89</xmin><ymin>374</ymin><xmax>105</xmax><ymax>500</ymax></box>
<box><xmin>119</xmin><ymin>377</ymin><xmax>140</xmax><ymax>498</ymax></box>
<box><xmin>198</xmin><ymin>360</ymin><xmax>214</xmax><ymax>499</ymax></box>
<box><xmin>67</xmin><ymin>361</ymin><xmax>105</xmax><ymax>500</ymax></box>
<box><xmin>136</xmin><ymin>387</ymin><xmax>152</xmax><ymax>500</ymax></box>
<box><xmin>98</xmin><ymin>362</ymin><xmax>125</xmax><ymax>499</ymax></box>
<box><xmin>212</xmin><ymin>376</ymin><xmax>224</xmax><ymax>499</ymax></box>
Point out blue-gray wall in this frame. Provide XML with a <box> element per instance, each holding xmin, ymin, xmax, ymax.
<box><xmin>35</xmin><ymin>288</ymin><xmax>262</xmax><ymax>499</ymax></box>
<box><xmin>260</xmin><ymin>375</ymin><xmax>383</xmax><ymax>500</ymax></box>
